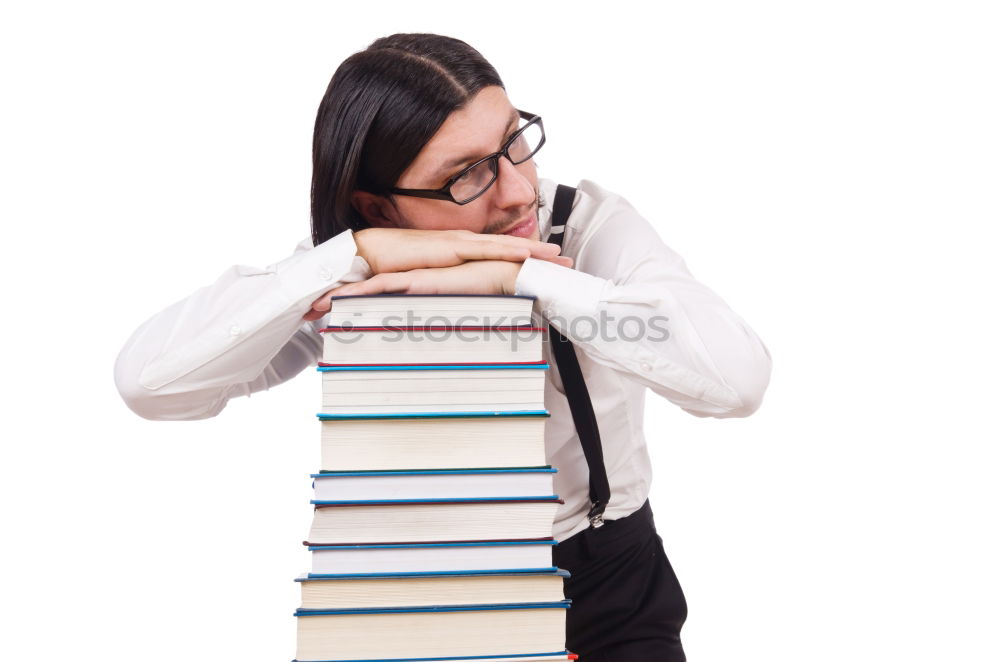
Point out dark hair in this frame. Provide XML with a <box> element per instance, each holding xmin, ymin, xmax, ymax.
<box><xmin>310</xmin><ymin>34</ymin><xmax>505</xmax><ymax>246</ymax></box>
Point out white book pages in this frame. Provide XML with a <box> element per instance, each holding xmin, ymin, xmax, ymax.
<box><xmin>313</xmin><ymin>471</ymin><xmax>555</xmax><ymax>501</ymax></box>
<box><xmin>319</xmin><ymin>417</ymin><xmax>548</xmax><ymax>471</ymax></box>
<box><xmin>321</xmin><ymin>368</ymin><xmax>546</xmax><ymax>414</ymax></box>
<box><xmin>322</xmin><ymin>328</ymin><xmax>543</xmax><ymax>365</ymax></box>
<box><xmin>295</xmin><ymin>606</ymin><xmax>566</xmax><ymax>660</ymax></box>
<box><xmin>309</xmin><ymin>542</ymin><xmax>555</xmax><ymax>575</ymax></box>
<box><xmin>308</xmin><ymin>501</ymin><xmax>561</xmax><ymax>544</ymax></box>
<box><xmin>298</xmin><ymin>573</ymin><xmax>566</xmax><ymax>609</ymax></box>
<box><xmin>325</xmin><ymin>295</ymin><xmax>535</xmax><ymax>327</ymax></box>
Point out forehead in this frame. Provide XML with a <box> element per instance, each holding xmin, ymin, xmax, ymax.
<box><xmin>401</xmin><ymin>86</ymin><xmax>518</xmax><ymax>184</ymax></box>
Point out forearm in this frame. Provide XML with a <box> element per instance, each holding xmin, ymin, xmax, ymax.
<box><xmin>114</xmin><ymin>231</ymin><xmax>371</xmax><ymax>420</ymax></box>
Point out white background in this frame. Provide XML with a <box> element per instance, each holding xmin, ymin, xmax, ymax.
<box><xmin>2</xmin><ymin>1</ymin><xmax>999</xmax><ymax>660</ymax></box>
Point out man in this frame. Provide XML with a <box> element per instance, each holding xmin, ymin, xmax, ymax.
<box><xmin>115</xmin><ymin>33</ymin><xmax>772</xmax><ymax>661</ymax></box>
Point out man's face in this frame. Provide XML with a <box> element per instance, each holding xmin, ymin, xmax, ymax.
<box><xmin>387</xmin><ymin>86</ymin><xmax>541</xmax><ymax>241</ymax></box>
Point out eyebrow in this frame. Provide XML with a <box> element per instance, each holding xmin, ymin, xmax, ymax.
<box><xmin>435</xmin><ymin>109</ymin><xmax>521</xmax><ymax>178</ymax></box>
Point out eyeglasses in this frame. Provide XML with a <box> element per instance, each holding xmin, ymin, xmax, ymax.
<box><xmin>389</xmin><ymin>110</ymin><xmax>545</xmax><ymax>205</ymax></box>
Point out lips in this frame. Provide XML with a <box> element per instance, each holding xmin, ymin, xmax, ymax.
<box><xmin>500</xmin><ymin>214</ymin><xmax>537</xmax><ymax>238</ymax></box>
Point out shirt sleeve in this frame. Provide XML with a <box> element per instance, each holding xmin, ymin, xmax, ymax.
<box><xmin>113</xmin><ymin>230</ymin><xmax>373</xmax><ymax>421</ymax></box>
<box><xmin>515</xmin><ymin>186</ymin><xmax>772</xmax><ymax>418</ymax></box>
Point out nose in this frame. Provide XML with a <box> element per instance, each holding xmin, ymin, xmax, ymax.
<box><xmin>492</xmin><ymin>155</ymin><xmax>536</xmax><ymax>211</ymax></box>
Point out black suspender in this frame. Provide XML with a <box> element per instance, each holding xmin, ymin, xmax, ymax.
<box><xmin>546</xmin><ymin>184</ymin><xmax>611</xmax><ymax>529</ymax></box>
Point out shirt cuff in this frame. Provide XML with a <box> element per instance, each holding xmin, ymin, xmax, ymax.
<box><xmin>514</xmin><ymin>257</ymin><xmax>607</xmax><ymax>322</ymax></box>
<box><xmin>275</xmin><ymin>231</ymin><xmax>373</xmax><ymax>306</ymax></box>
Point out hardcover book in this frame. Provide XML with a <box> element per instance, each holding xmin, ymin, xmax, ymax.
<box><xmin>319</xmin><ymin>364</ymin><xmax>548</xmax><ymax>415</ymax></box>
<box><xmin>307</xmin><ymin>498</ymin><xmax>564</xmax><ymax>545</ymax></box>
<box><xmin>320</xmin><ymin>326</ymin><xmax>545</xmax><ymax>365</ymax></box>
<box><xmin>307</xmin><ymin>540</ymin><xmax>558</xmax><ymax>576</ymax></box>
<box><xmin>317</xmin><ymin>412</ymin><xmax>549</xmax><ymax>471</ymax></box>
<box><xmin>312</xmin><ymin>468</ymin><xmax>557</xmax><ymax>501</ymax></box>
<box><xmin>322</xmin><ymin>294</ymin><xmax>537</xmax><ymax>327</ymax></box>
<box><xmin>297</xmin><ymin>569</ymin><xmax>570</xmax><ymax>610</ymax></box>
<box><xmin>294</xmin><ymin>602</ymin><xmax>570</xmax><ymax>662</ymax></box>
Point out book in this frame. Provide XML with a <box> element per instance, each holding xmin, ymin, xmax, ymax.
<box><xmin>319</xmin><ymin>364</ymin><xmax>548</xmax><ymax>415</ymax></box>
<box><xmin>307</xmin><ymin>498</ymin><xmax>563</xmax><ymax>545</ymax></box>
<box><xmin>312</xmin><ymin>468</ymin><xmax>557</xmax><ymax>501</ymax></box>
<box><xmin>294</xmin><ymin>602</ymin><xmax>570</xmax><ymax>661</ymax></box>
<box><xmin>307</xmin><ymin>540</ymin><xmax>558</xmax><ymax>576</ymax></box>
<box><xmin>320</xmin><ymin>326</ymin><xmax>545</xmax><ymax>365</ymax></box>
<box><xmin>317</xmin><ymin>412</ymin><xmax>549</xmax><ymax>471</ymax></box>
<box><xmin>323</xmin><ymin>294</ymin><xmax>537</xmax><ymax>328</ymax></box>
<box><xmin>297</xmin><ymin>569</ymin><xmax>570</xmax><ymax>610</ymax></box>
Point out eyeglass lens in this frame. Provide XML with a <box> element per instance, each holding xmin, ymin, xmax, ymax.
<box><xmin>450</xmin><ymin>120</ymin><xmax>543</xmax><ymax>203</ymax></box>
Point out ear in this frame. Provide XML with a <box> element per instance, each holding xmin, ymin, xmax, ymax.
<box><xmin>351</xmin><ymin>191</ymin><xmax>402</xmax><ymax>229</ymax></box>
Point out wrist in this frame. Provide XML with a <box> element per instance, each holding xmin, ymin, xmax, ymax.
<box><xmin>352</xmin><ymin>228</ymin><xmax>378</xmax><ymax>273</ymax></box>
<box><xmin>501</xmin><ymin>261</ymin><xmax>523</xmax><ymax>295</ymax></box>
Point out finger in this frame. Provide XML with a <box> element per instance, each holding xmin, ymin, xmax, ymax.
<box><xmin>302</xmin><ymin>308</ymin><xmax>327</xmax><ymax>322</ymax></box>
<box><xmin>453</xmin><ymin>238</ymin><xmax>560</xmax><ymax>263</ymax></box>
<box><xmin>310</xmin><ymin>291</ymin><xmax>337</xmax><ymax>313</ymax></box>
<box><xmin>479</xmin><ymin>235</ymin><xmax>562</xmax><ymax>256</ymax></box>
<box><xmin>331</xmin><ymin>272</ymin><xmax>413</xmax><ymax>297</ymax></box>
<box><xmin>523</xmin><ymin>253</ymin><xmax>573</xmax><ymax>267</ymax></box>
<box><xmin>453</xmin><ymin>243</ymin><xmax>532</xmax><ymax>263</ymax></box>
<box><xmin>529</xmin><ymin>243</ymin><xmax>562</xmax><ymax>257</ymax></box>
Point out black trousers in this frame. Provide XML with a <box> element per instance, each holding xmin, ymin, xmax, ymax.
<box><xmin>553</xmin><ymin>501</ymin><xmax>688</xmax><ymax>661</ymax></box>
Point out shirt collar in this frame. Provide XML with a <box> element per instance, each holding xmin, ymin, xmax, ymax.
<box><xmin>537</xmin><ymin>177</ymin><xmax>558</xmax><ymax>243</ymax></box>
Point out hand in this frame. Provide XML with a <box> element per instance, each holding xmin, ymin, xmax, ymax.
<box><xmin>303</xmin><ymin>227</ymin><xmax>571</xmax><ymax>321</ymax></box>
<box><xmin>354</xmin><ymin>227</ymin><xmax>563</xmax><ymax>275</ymax></box>
<box><xmin>302</xmin><ymin>257</ymin><xmax>573</xmax><ymax>321</ymax></box>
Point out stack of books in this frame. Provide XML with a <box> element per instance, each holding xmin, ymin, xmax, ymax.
<box><xmin>293</xmin><ymin>294</ymin><xmax>577</xmax><ymax>662</ymax></box>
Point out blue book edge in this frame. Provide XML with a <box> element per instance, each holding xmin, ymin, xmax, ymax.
<box><xmin>310</xmin><ymin>496</ymin><xmax>560</xmax><ymax>506</ymax></box>
<box><xmin>294</xmin><ymin>600</ymin><xmax>571</xmax><ymax>616</ymax></box>
<box><xmin>297</xmin><ymin>568</ymin><xmax>570</xmax><ymax>581</ymax></box>
<box><xmin>289</xmin><ymin>651</ymin><xmax>569</xmax><ymax>662</ymax></box>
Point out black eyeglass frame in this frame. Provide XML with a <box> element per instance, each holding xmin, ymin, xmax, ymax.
<box><xmin>388</xmin><ymin>110</ymin><xmax>545</xmax><ymax>205</ymax></box>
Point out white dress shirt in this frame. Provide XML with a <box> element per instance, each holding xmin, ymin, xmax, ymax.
<box><xmin>114</xmin><ymin>178</ymin><xmax>772</xmax><ymax>541</ymax></box>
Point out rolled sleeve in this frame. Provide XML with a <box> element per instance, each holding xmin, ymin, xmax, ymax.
<box><xmin>115</xmin><ymin>230</ymin><xmax>371</xmax><ymax>420</ymax></box>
